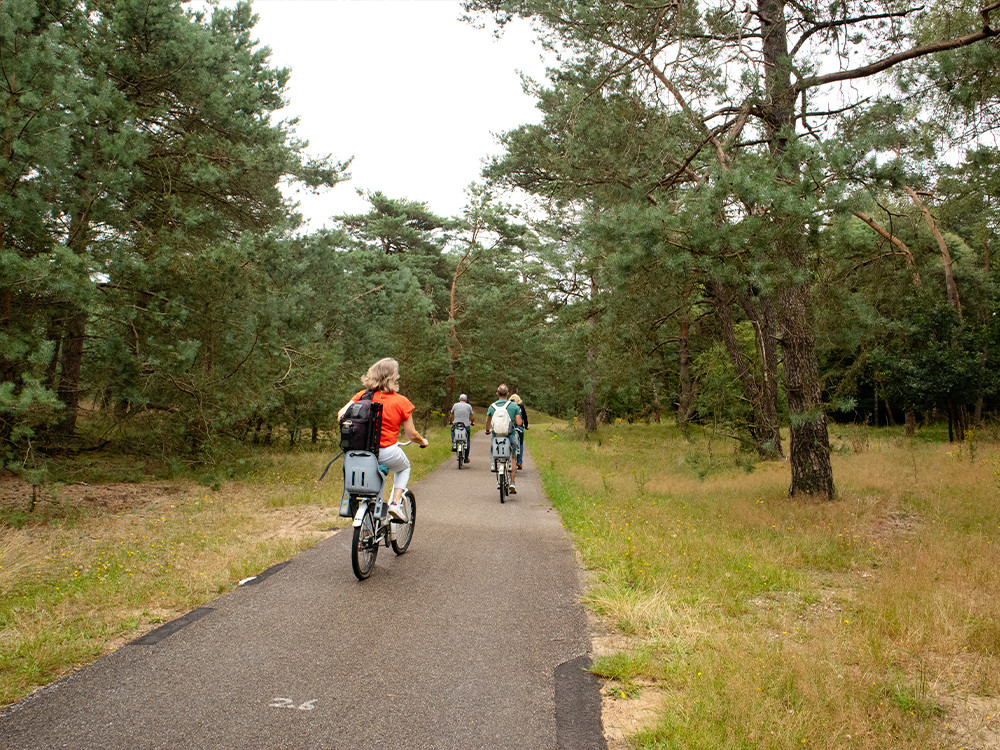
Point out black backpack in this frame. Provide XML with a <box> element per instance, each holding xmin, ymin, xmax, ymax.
<box><xmin>339</xmin><ymin>389</ymin><xmax>383</xmax><ymax>456</ymax></box>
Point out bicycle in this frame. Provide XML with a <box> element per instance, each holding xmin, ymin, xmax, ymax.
<box><xmin>453</xmin><ymin>422</ymin><xmax>469</xmax><ymax>469</ymax></box>
<box><xmin>321</xmin><ymin>441</ymin><xmax>419</xmax><ymax>580</ymax></box>
<box><xmin>489</xmin><ymin>433</ymin><xmax>513</xmax><ymax>503</ymax></box>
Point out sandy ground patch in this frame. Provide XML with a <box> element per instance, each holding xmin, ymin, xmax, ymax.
<box><xmin>0</xmin><ymin>476</ymin><xmax>186</xmax><ymax>514</ymax></box>
<box><xmin>588</xmin><ymin>612</ymin><xmax>664</xmax><ymax>749</ymax></box>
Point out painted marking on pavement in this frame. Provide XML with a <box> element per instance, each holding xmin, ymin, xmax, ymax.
<box><xmin>269</xmin><ymin>698</ymin><xmax>318</xmax><ymax>711</ymax></box>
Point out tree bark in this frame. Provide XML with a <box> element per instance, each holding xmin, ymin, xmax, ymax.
<box><xmin>584</xmin><ymin>274</ymin><xmax>598</xmax><ymax>433</ymax></box>
<box><xmin>444</xmin><ymin>278</ymin><xmax>459</xmax><ymax>411</ymax></box>
<box><xmin>444</xmin><ymin>237</ymin><xmax>476</xmax><ymax>412</ymax></box>
<box><xmin>737</xmin><ymin>288</ymin><xmax>784</xmax><ymax>459</ymax></box>
<box><xmin>55</xmin><ymin>194</ymin><xmax>94</xmax><ymax>436</ymax></box>
<box><xmin>905</xmin><ymin>186</ymin><xmax>961</xmax><ymax>317</ymax></box>
<box><xmin>675</xmin><ymin>317</ymin><xmax>695</xmax><ymax>426</ymax></box>
<box><xmin>761</xmin><ymin>0</ymin><xmax>834</xmax><ymax>496</ymax></box>
<box><xmin>853</xmin><ymin>210</ymin><xmax>922</xmax><ymax>286</ymax></box>
<box><xmin>649</xmin><ymin>377</ymin><xmax>662</xmax><ymax>424</ymax></box>
<box><xmin>777</xmin><ymin>279</ymin><xmax>835</xmax><ymax>496</ymax></box>
<box><xmin>44</xmin><ymin>331</ymin><xmax>62</xmax><ymax>391</ymax></box>
<box><xmin>56</xmin><ymin>311</ymin><xmax>87</xmax><ymax>436</ymax></box>
<box><xmin>712</xmin><ymin>280</ymin><xmax>783</xmax><ymax>459</ymax></box>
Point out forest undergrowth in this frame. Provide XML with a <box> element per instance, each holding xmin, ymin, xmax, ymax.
<box><xmin>531</xmin><ymin>416</ymin><xmax>1000</xmax><ymax>750</ymax></box>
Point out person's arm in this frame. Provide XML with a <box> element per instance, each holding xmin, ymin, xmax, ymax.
<box><xmin>337</xmin><ymin>398</ymin><xmax>355</xmax><ymax>420</ymax></box>
<box><xmin>515</xmin><ymin>412</ymin><xmax>523</xmax><ymax>427</ymax></box>
<box><xmin>402</xmin><ymin>415</ymin><xmax>428</xmax><ymax>447</ymax></box>
<box><xmin>484</xmin><ymin>413</ymin><xmax>492</xmax><ymax>434</ymax></box>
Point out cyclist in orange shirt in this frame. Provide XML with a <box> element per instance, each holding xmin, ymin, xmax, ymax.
<box><xmin>338</xmin><ymin>358</ymin><xmax>428</xmax><ymax>520</ymax></box>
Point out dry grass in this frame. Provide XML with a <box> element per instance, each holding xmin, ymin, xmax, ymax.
<box><xmin>0</xmin><ymin>431</ymin><xmax>452</xmax><ymax>707</ymax></box>
<box><xmin>531</xmin><ymin>418</ymin><xmax>1000</xmax><ymax>750</ymax></box>
<box><xmin>0</xmin><ymin>475</ymin><xmax>340</xmax><ymax>706</ymax></box>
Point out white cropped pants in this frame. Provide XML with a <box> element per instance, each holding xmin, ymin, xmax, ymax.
<box><xmin>378</xmin><ymin>443</ymin><xmax>411</xmax><ymax>492</ymax></box>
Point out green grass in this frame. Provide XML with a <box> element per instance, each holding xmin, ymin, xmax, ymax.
<box><xmin>528</xmin><ymin>415</ymin><xmax>1000</xmax><ymax>749</ymax></box>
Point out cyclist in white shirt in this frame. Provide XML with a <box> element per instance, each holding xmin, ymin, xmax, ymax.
<box><xmin>449</xmin><ymin>394</ymin><xmax>475</xmax><ymax>463</ymax></box>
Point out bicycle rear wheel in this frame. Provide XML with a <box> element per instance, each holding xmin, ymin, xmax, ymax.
<box><xmin>391</xmin><ymin>490</ymin><xmax>416</xmax><ymax>554</ymax></box>
<box><xmin>499</xmin><ymin>463</ymin><xmax>507</xmax><ymax>503</ymax></box>
<box><xmin>457</xmin><ymin>446</ymin><xmax>463</xmax><ymax>469</ymax></box>
<box><xmin>351</xmin><ymin>506</ymin><xmax>378</xmax><ymax>580</ymax></box>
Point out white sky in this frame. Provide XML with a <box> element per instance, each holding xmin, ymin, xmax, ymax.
<box><xmin>232</xmin><ymin>0</ymin><xmax>550</xmax><ymax>229</ymax></box>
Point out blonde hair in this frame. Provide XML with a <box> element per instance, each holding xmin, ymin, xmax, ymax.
<box><xmin>510</xmin><ymin>394</ymin><xmax>522</xmax><ymax>405</ymax></box>
<box><xmin>361</xmin><ymin>357</ymin><xmax>400</xmax><ymax>393</ymax></box>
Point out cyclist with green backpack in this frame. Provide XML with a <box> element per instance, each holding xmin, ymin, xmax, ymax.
<box><xmin>485</xmin><ymin>383</ymin><xmax>523</xmax><ymax>493</ymax></box>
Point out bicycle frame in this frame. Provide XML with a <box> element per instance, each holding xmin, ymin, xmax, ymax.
<box><xmin>490</xmin><ymin>435</ymin><xmax>513</xmax><ymax>502</ymax></box>
<box><xmin>335</xmin><ymin>444</ymin><xmax>417</xmax><ymax>580</ymax></box>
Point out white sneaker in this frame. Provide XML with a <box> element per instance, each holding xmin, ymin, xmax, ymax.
<box><xmin>388</xmin><ymin>501</ymin><xmax>406</xmax><ymax>522</ymax></box>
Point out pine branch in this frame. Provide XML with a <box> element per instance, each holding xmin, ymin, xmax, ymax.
<box><xmin>790</xmin><ymin>7</ymin><xmax>923</xmax><ymax>58</ymax></box>
<box><xmin>795</xmin><ymin>3</ymin><xmax>1000</xmax><ymax>92</ymax></box>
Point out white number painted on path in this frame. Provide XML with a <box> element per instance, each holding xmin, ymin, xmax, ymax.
<box><xmin>269</xmin><ymin>697</ymin><xmax>318</xmax><ymax>711</ymax></box>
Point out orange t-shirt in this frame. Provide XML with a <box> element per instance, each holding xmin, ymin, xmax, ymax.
<box><xmin>352</xmin><ymin>390</ymin><xmax>414</xmax><ymax>448</ymax></box>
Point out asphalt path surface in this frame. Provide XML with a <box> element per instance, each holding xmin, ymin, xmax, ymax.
<box><xmin>0</xmin><ymin>432</ymin><xmax>606</xmax><ymax>750</ymax></box>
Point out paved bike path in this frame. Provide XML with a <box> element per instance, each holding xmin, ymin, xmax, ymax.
<box><xmin>0</xmin><ymin>433</ymin><xmax>606</xmax><ymax>750</ymax></box>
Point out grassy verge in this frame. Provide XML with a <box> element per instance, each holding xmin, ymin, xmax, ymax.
<box><xmin>0</xmin><ymin>426</ymin><xmax>452</xmax><ymax>707</ymax></box>
<box><xmin>528</xmin><ymin>416</ymin><xmax>1000</xmax><ymax>750</ymax></box>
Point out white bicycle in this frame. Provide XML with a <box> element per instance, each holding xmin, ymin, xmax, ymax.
<box><xmin>328</xmin><ymin>441</ymin><xmax>418</xmax><ymax>580</ymax></box>
<box><xmin>453</xmin><ymin>422</ymin><xmax>469</xmax><ymax>469</ymax></box>
<box><xmin>489</xmin><ymin>434</ymin><xmax>513</xmax><ymax>503</ymax></box>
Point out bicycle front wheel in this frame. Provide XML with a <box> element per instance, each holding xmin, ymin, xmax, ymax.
<box><xmin>351</xmin><ymin>506</ymin><xmax>378</xmax><ymax>580</ymax></box>
<box><xmin>391</xmin><ymin>490</ymin><xmax>416</xmax><ymax>555</ymax></box>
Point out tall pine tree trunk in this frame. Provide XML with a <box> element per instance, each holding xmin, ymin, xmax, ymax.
<box><xmin>712</xmin><ymin>281</ymin><xmax>783</xmax><ymax>459</ymax></box>
<box><xmin>777</xmin><ymin>277</ymin><xmax>834</xmax><ymax>496</ymax></box>
<box><xmin>761</xmin><ymin>0</ymin><xmax>834</xmax><ymax>496</ymax></box>
<box><xmin>444</xmin><ymin>247</ymin><xmax>474</xmax><ymax>413</ymax></box>
<box><xmin>55</xmin><ymin>199</ymin><xmax>93</xmax><ymax>436</ymax></box>
<box><xmin>56</xmin><ymin>311</ymin><xmax>87</xmax><ymax>436</ymax></box>
<box><xmin>649</xmin><ymin>377</ymin><xmax>662</xmax><ymax>424</ymax></box>
<box><xmin>584</xmin><ymin>274</ymin><xmax>598</xmax><ymax>433</ymax></box>
<box><xmin>676</xmin><ymin>317</ymin><xmax>695</xmax><ymax>426</ymax></box>
<box><xmin>738</xmin><ymin>288</ymin><xmax>784</xmax><ymax>459</ymax></box>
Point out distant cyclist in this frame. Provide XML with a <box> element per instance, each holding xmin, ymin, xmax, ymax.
<box><xmin>510</xmin><ymin>393</ymin><xmax>528</xmax><ymax>470</ymax></box>
<box><xmin>485</xmin><ymin>383</ymin><xmax>523</xmax><ymax>493</ymax></box>
<box><xmin>337</xmin><ymin>358</ymin><xmax>428</xmax><ymax>520</ymax></box>
<box><xmin>449</xmin><ymin>393</ymin><xmax>474</xmax><ymax>463</ymax></box>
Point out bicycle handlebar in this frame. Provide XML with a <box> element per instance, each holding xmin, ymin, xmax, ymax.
<box><xmin>397</xmin><ymin>440</ymin><xmax>427</xmax><ymax>449</ymax></box>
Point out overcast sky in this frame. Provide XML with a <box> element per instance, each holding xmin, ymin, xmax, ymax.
<box><xmin>231</xmin><ymin>0</ymin><xmax>550</xmax><ymax>229</ymax></box>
